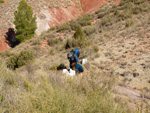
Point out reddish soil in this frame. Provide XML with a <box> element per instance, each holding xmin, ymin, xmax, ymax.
<box><xmin>48</xmin><ymin>0</ymin><xmax>109</xmax><ymax>26</ymax></box>
<box><xmin>48</xmin><ymin>2</ymin><xmax>80</xmax><ymax>26</ymax></box>
<box><xmin>80</xmin><ymin>0</ymin><xmax>108</xmax><ymax>14</ymax></box>
<box><xmin>0</xmin><ymin>37</ymin><xmax>9</xmax><ymax>52</ymax></box>
<box><xmin>115</xmin><ymin>0</ymin><xmax>121</xmax><ymax>5</ymax></box>
<box><xmin>0</xmin><ymin>29</ymin><xmax>10</xmax><ymax>52</ymax></box>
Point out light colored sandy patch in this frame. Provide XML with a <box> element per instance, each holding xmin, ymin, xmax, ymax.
<box><xmin>36</xmin><ymin>9</ymin><xmax>51</xmax><ymax>35</ymax></box>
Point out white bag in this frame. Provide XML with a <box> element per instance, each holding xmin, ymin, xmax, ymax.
<box><xmin>62</xmin><ymin>69</ymin><xmax>76</xmax><ymax>76</ymax></box>
<box><xmin>82</xmin><ymin>58</ymin><xmax>87</xmax><ymax>64</ymax></box>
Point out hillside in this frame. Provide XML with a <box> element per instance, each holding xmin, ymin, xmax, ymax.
<box><xmin>0</xmin><ymin>0</ymin><xmax>150</xmax><ymax>112</ymax></box>
<box><xmin>0</xmin><ymin>0</ymin><xmax>117</xmax><ymax>51</ymax></box>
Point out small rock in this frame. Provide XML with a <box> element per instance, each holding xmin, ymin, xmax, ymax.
<box><xmin>133</xmin><ymin>73</ymin><xmax>139</xmax><ymax>77</ymax></box>
<box><xmin>120</xmin><ymin>72</ymin><xmax>132</xmax><ymax>77</ymax></box>
<box><xmin>122</xmin><ymin>55</ymin><xmax>126</xmax><ymax>58</ymax></box>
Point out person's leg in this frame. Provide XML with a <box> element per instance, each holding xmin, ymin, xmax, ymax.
<box><xmin>70</xmin><ymin>63</ymin><xmax>73</xmax><ymax>69</ymax></box>
<box><xmin>76</xmin><ymin>64</ymin><xmax>84</xmax><ymax>73</ymax></box>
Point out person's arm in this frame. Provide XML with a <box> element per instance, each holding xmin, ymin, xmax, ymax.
<box><xmin>74</xmin><ymin>54</ymin><xmax>79</xmax><ymax>63</ymax></box>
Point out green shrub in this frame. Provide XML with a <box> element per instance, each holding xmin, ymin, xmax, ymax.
<box><xmin>70</xmin><ymin>20</ymin><xmax>80</xmax><ymax>30</ymax></box>
<box><xmin>65</xmin><ymin>38</ymin><xmax>73</xmax><ymax>49</ymax></box>
<box><xmin>7</xmin><ymin>51</ymin><xmax>34</xmax><ymax>70</ymax></box>
<box><xmin>7</xmin><ymin>55</ymin><xmax>19</xmax><ymax>70</ymax></box>
<box><xmin>65</xmin><ymin>26</ymin><xmax>88</xmax><ymax>49</ymax></box>
<box><xmin>48</xmin><ymin>63</ymin><xmax>66</xmax><ymax>70</ymax></box>
<box><xmin>0</xmin><ymin>0</ymin><xmax>4</xmax><ymax>3</ymax></box>
<box><xmin>48</xmin><ymin>39</ymin><xmax>59</xmax><ymax>46</ymax></box>
<box><xmin>48</xmin><ymin>26</ymin><xmax>56</xmax><ymax>31</ymax></box>
<box><xmin>73</xmin><ymin>26</ymin><xmax>86</xmax><ymax>41</ymax></box>
<box><xmin>57</xmin><ymin>23</ymin><xmax>71</xmax><ymax>32</ymax></box>
<box><xmin>125</xmin><ymin>20</ymin><xmax>134</xmax><ymax>27</ymax></box>
<box><xmin>101</xmin><ymin>16</ymin><xmax>112</xmax><ymax>26</ymax></box>
<box><xmin>84</xmin><ymin>26</ymin><xmax>96</xmax><ymax>36</ymax></box>
<box><xmin>17</xmin><ymin>51</ymin><xmax>34</xmax><ymax>68</ymax></box>
<box><xmin>77</xmin><ymin>14</ymin><xmax>92</xmax><ymax>26</ymax></box>
<box><xmin>92</xmin><ymin>46</ymin><xmax>99</xmax><ymax>53</ymax></box>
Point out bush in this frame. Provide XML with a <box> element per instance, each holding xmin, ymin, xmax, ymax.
<box><xmin>125</xmin><ymin>20</ymin><xmax>134</xmax><ymax>27</ymax></box>
<box><xmin>77</xmin><ymin>14</ymin><xmax>92</xmax><ymax>26</ymax></box>
<box><xmin>65</xmin><ymin>26</ymin><xmax>88</xmax><ymax>49</ymax></box>
<box><xmin>65</xmin><ymin>38</ymin><xmax>73</xmax><ymax>49</ymax></box>
<box><xmin>70</xmin><ymin>20</ymin><xmax>80</xmax><ymax>30</ymax></box>
<box><xmin>84</xmin><ymin>26</ymin><xmax>96</xmax><ymax>36</ymax></box>
<box><xmin>48</xmin><ymin>39</ymin><xmax>59</xmax><ymax>46</ymax></box>
<box><xmin>73</xmin><ymin>26</ymin><xmax>86</xmax><ymax>41</ymax></box>
<box><xmin>7</xmin><ymin>51</ymin><xmax>34</xmax><ymax>70</ymax></box>
<box><xmin>57</xmin><ymin>23</ymin><xmax>71</xmax><ymax>32</ymax></box>
<box><xmin>0</xmin><ymin>0</ymin><xmax>4</xmax><ymax>3</ymax></box>
<box><xmin>48</xmin><ymin>63</ymin><xmax>67</xmax><ymax>70</ymax></box>
<box><xmin>92</xmin><ymin>46</ymin><xmax>99</xmax><ymax>53</ymax></box>
<box><xmin>17</xmin><ymin>51</ymin><xmax>34</xmax><ymax>67</ymax></box>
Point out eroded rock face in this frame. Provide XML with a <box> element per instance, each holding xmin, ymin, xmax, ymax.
<box><xmin>80</xmin><ymin>0</ymin><xmax>108</xmax><ymax>14</ymax></box>
<box><xmin>0</xmin><ymin>29</ymin><xmax>9</xmax><ymax>51</ymax></box>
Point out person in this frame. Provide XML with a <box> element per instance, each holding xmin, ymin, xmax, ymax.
<box><xmin>67</xmin><ymin>49</ymin><xmax>79</xmax><ymax>69</ymax></box>
<box><xmin>75</xmin><ymin>63</ymin><xmax>84</xmax><ymax>74</ymax></box>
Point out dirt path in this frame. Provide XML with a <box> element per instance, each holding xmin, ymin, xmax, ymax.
<box><xmin>116</xmin><ymin>86</ymin><xmax>141</xmax><ymax>99</ymax></box>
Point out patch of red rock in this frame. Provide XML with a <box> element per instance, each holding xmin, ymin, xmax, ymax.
<box><xmin>48</xmin><ymin>2</ymin><xmax>80</xmax><ymax>26</ymax></box>
<box><xmin>80</xmin><ymin>0</ymin><xmax>108</xmax><ymax>14</ymax></box>
<box><xmin>115</xmin><ymin>0</ymin><xmax>121</xmax><ymax>5</ymax></box>
<box><xmin>0</xmin><ymin>29</ymin><xmax>10</xmax><ymax>52</ymax></box>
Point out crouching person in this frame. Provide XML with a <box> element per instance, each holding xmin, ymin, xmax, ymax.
<box><xmin>75</xmin><ymin>64</ymin><xmax>84</xmax><ymax>75</ymax></box>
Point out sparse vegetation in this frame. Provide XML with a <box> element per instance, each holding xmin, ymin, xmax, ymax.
<box><xmin>57</xmin><ymin>22</ymin><xmax>71</xmax><ymax>32</ymax></box>
<box><xmin>0</xmin><ymin>0</ymin><xmax>4</xmax><ymax>3</ymax></box>
<box><xmin>92</xmin><ymin>46</ymin><xmax>99</xmax><ymax>53</ymax></box>
<box><xmin>48</xmin><ymin>39</ymin><xmax>59</xmax><ymax>46</ymax></box>
<box><xmin>47</xmin><ymin>63</ymin><xmax>67</xmax><ymax>70</ymax></box>
<box><xmin>65</xmin><ymin>26</ymin><xmax>88</xmax><ymax>49</ymax></box>
<box><xmin>84</xmin><ymin>26</ymin><xmax>96</xmax><ymax>36</ymax></box>
<box><xmin>77</xmin><ymin>14</ymin><xmax>93</xmax><ymax>26</ymax></box>
<box><xmin>7</xmin><ymin>50</ymin><xmax>34</xmax><ymax>69</ymax></box>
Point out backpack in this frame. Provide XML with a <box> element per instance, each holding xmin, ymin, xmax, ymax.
<box><xmin>71</xmin><ymin>49</ymin><xmax>80</xmax><ymax>57</ymax></box>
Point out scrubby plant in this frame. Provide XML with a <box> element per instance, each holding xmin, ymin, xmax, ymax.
<box><xmin>57</xmin><ymin>23</ymin><xmax>71</xmax><ymax>32</ymax></box>
<box><xmin>84</xmin><ymin>26</ymin><xmax>96</xmax><ymax>36</ymax></box>
<box><xmin>48</xmin><ymin>39</ymin><xmax>59</xmax><ymax>46</ymax></box>
<box><xmin>14</xmin><ymin>0</ymin><xmax>37</xmax><ymax>43</ymax></box>
<box><xmin>77</xmin><ymin>14</ymin><xmax>92</xmax><ymax>26</ymax></box>
<box><xmin>65</xmin><ymin>26</ymin><xmax>88</xmax><ymax>49</ymax></box>
<box><xmin>65</xmin><ymin>38</ymin><xmax>73</xmax><ymax>49</ymax></box>
<box><xmin>48</xmin><ymin>63</ymin><xmax>67</xmax><ymax>70</ymax></box>
<box><xmin>0</xmin><ymin>0</ymin><xmax>4</xmax><ymax>3</ymax></box>
<box><xmin>125</xmin><ymin>20</ymin><xmax>134</xmax><ymax>27</ymax></box>
<box><xmin>92</xmin><ymin>46</ymin><xmax>99</xmax><ymax>53</ymax></box>
<box><xmin>7</xmin><ymin>55</ymin><xmax>19</xmax><ymax>70</ymax></box>
<box><xmin>70</xmin><ymin>20</ymin><xmax>80</xmax><ymax>30</ymax></box>
<box><xmin>7</xmin><ymin>51</ymin><xmax>34</xmax><ymax>70</ymax></box>
<box><xmin>73</xmin><ymin>26</ymin><xmax>85</xmax><ymax>40</ymax></box>
<box><xmin>17</xmin><ymin>51</ymin><xmax>34</xmax><ymax>67</ymax></box>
